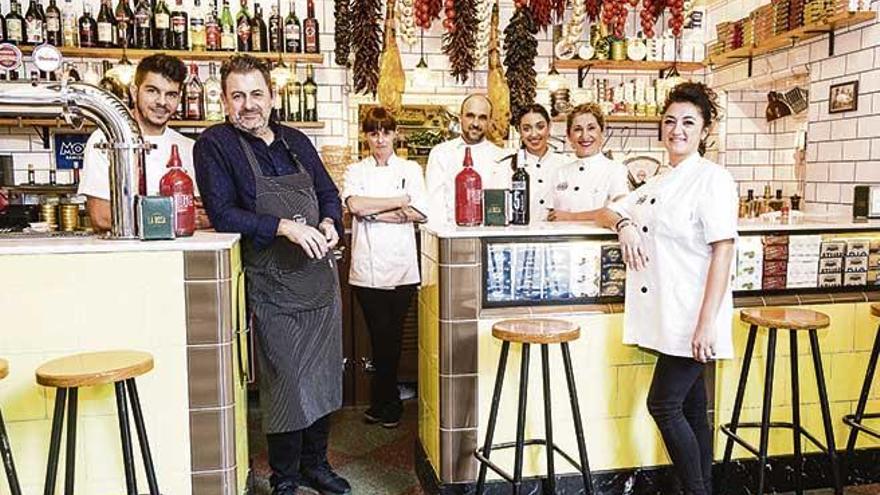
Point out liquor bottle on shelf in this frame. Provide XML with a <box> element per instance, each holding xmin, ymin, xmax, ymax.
<box><xmin>189</xmin><ymin>0</ymin><xmax>206</xmax><ymax>51</ymax></box>
<box><xmin>36</xmin><ymin>0</ymin><xmax>47</xmax><ymax>39</ymax></box>
<box><xmin>78</xmin><ymin>3</ymin><xmax>97</xmax><ymax>48</ymax></box>
<box><xmin>302</xmin><ymin>63</ymin><xmax>316</xmax><ymax>121</ymax></box>
<box><xmin>152</xmin><ymin>0</ymin><xmax>171</xmax><ymax>49</ymax></box>
<box><xmin>204</xmin><ymin>62</ymin><xmax>223</xmax><ymax>121</ymax></box>
<box><xmin>268</xmin><ymin>4</ymin><xmax>281</xmax><ymax>52</ymax></box>
<box><xmin>454</xmin><ymin>147</ymin><xmax>483</xmax><ymax>227</ymax></box>
<box><xmin>25</xmin><ymin>0</ymin><xmax>45</xmax><ymax>45</ymax></box>
<box><xmin>510</xmin><ymin>152</ymin><xmax>529</xmax><ymax>225</ymax></box>
<box><xmin>46</xmin><ymin>0</ymin><xmax>63</xmax><ymax>44</ymax></box>
<box><xmin>219</xmin><ymin>0</ymin><xmax>234</xmax><ymax>51</ymax></box>
<box><xmin>133</xmin><ymin>0</ymin><xmax>151</xmax><ymax>47</ymax></box>
<box><xmin>250</xmin><ymin>2</ymin><xmax>266</xmax><ymax>52</ymax></box>
<box><xmin>6</xmin><ymin>1</ymin><xmax>25</xmax><ymax>45</ymax></box>
<box><xmin>27</xmin><ymin>164</ymin><xmax>35</xmax><ymax>185</ymax></box>
<box><xmin>204</xmin><ymin>0</ymin><xmax>220</xmax><ymax>50</ymax></box>
<box><xmin>114</xmin><ymin>0</ymin><xmax>133</xmax><ymax>47</ymax></box>
<box><xmin>285</xmin><ymin>62</ymin><xmax>301</xmax><ymax>121</ymax></box>
<box><xmin>170</xmin><ymin>0</ymin><xmax>187</xmax><ymax>49</ymax></box>
<box><xmin>283</xmin><ymin>0</ymin><xmax>299</xmax><ymax>52</ymax></box>
<box><xmin>159</xmin><ymin>144</ymin><xmax>196</xmax><ymax>237</ymax></box>
<box><xmin>61</xmin><ymin>0</ymin><xmax>77</xmax><ymax>46</ymax></box>
<box><xmin>185</xmin><ymin>63</ymin><xmax>204</xmax><ymax>120</ymax></box>
<box><xmin>235</xmin><ymin>0</ymin><xmax>251</xmax><ymax>52</ymax></box>
<box><xmin>302</xmin><ymin>0</ymin><xmax>317</xmax><ymax>53</ymax></box>
<box><xmin>96</xmin><ymin>0</ymin><xmax>116</xmax><ymax>48</ymax></box>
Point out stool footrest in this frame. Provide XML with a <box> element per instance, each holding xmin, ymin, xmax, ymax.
<box><xmin>474</xmin><ymin>439</ymin><xmax>583</xmax><ymax>484</ymax></box>
<box><xmin>844</xmin><ymin>413</ymin><xmax>880</xmax><ymax>440</ymax></box>
<box><xmin>721</xmin><ymin>421</ymin><xmax>830</xmax><ymax>458</ymax></box>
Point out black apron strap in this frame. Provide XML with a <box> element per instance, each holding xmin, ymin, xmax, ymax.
<box><xmin>237</xmin><ymin>133</ymin><xmax>266</xmax><ymax>179</ymax></box>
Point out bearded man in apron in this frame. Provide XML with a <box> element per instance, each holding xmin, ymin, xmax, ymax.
<box><xmin>193</xmin><ymin>55</ymin><xmax>350</xmax><ymax>495</ymax></box>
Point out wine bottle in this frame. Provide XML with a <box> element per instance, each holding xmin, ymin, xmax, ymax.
<box><xmin>235</xmin><ymin>0</ymin><xmax>250</xmax><ymax>52</ymax></box>
<box><xmin>185</xmin><ymin>63</ymin><xmax>204</xmax><ymax>120</ymax></box>
<box><xmin>189</xmin><ymin>0</ymin><xmax>205</xmax><ymax>50</ymax></box>
<box><xmin>170</xmin><ymin>0</ymin><xmax>187</xmax><ymax>49</ymax></box>
<box><xmin>302</xmin><ymin>0</ymin><xmax>317</xmax><ymax>53</ymax></box>
<box><xmin>61</xmin><ymin>0</ymin><xmax>77</xmax><ymax>46</ymax></box>
<box><xmin>78</xmin><ymin>2</ymin><xmax>97</xmax><ymax>47</ymax></box>
<box><xmin>286</xmin><ymin>62</ymin><xmax>301</xmax><ymax>121</ymax></box>
<box><xmin>152</xmin><ymin>0</ymin><xmax>171</xmax><ymax>49</ymax></box>
<box><xmin>282</xmin><ymin>0</ymin><xmax>299</xmax><ymax>52</ymax></box>
<box><xmin>24</xmin><ymin>0</ymin><xmax>45</xmax><ymax>45</ymax></box>
<box><xmin>204</xmin><ymin>62</ymin><xmax>223</xmax><ymax>121</ymax></box>
<box><xmin>96</xmin><ymin>0</ymin><xmax>116</xmax><ymax>47</ymax></box>
<box><xmin>302</xmin><ymin>63</ymin><xmax>317</xmax><ymax>121</ymax></box>
<box><xmin>267</xmin><ymin>3</ymin><xmax>280</xmax><ymax>52</ymax></box>
<box><xmin>46</xmin><ymin>0</ymin><xmax>62</xmax><ymax>44</ymax></box>
<box><xmin>250</xmin><ymin>2</ymin><xmax>265</xmax><ymax>52</ymax></box>
<box><xmin>132</xmin><ymin>0</ymin><xmax>151</xmax><ymax>47</ymax></box>
<box><xmin>510</xmin><ymin>152</ymin><xmax>530</xmax><ymax>225</ymax></box>
<box><xmin>219</xmin><ymin>0</ymin><xmax>233</xmax><ymax>51</ymax></box>
<box><xmin>204</xmin><ymin>0</ymin><xmax>219</xmax><ymax>50</ymax></box>
<box><xmin>6</xmin><ymin>1</ymin><xmax>25</xmax><ymax>45</ymax></box>
<box><xmin>114</xmin><ymin>0</ymin><xmax>133</xmax><ymax>47</ymax></box>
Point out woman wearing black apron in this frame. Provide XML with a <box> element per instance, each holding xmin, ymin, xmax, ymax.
<box><xmin>193</xmin><ymin>56</ymin><xmax>350</xmax><ymax>495</ymax></box>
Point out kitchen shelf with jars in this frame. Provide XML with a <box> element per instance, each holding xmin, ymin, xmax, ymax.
<box><xmin>0</xmin><ymin>117</ymin><xmax>325</xmax><ymax>129</ymax></box>
<box><xmin>19</xmin><ymin>45</ymin><xmax>324</xmax><ymax>64</ymax></box>
<box><xmin>706</xmin><ymin>3</ymin><xmax>875</xmax><ymax>76</ymax></box>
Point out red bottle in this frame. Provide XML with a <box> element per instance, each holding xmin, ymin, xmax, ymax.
<box><xmin>455</xmin><ymin>147</ymin><xmax>483</xmax><ymax>226</ymax></box>
<box><xmin>159</xmin><ymin>144</ymin><xmax>196</xmax><ymax>237</ymax></box>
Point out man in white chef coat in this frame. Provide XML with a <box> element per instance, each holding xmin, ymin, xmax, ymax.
<box><xmin>425</xmin><ymin>94</ymin><xmax>507</xmax><ymax>224</ymax></box>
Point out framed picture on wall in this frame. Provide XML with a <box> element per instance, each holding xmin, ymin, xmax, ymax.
<box><xmin>829</xmin><ymin>81</ymin><xmax>859</xmax><ymax>113</ymax></box>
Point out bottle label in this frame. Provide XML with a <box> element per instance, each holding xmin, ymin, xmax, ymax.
<box><xmin>97</xmin><ymin>21</ymin><xmax>113</xmax><ymax>41</ymax></box>
<box><xmin>186</xmin><ymin>96</ymin><xmax>202</xmax><ymax>119</ymax></box>
<box><xmin>172</xmin><ymin>15</ymin><xmax>186</xmax><ymax>32</ymax></box>
<box><xmin>305</xmin><ymin>92</ymin><xmax>315</xmax><ymax>111</ymax></box>
<box><xmin>220</xmin><ymin>30</ymin><xmax>234</xmax><ymax>49</ymax></box>
<box><xmin>284</xmin><ymin>24</ymin><xmax>299</xmax><ymax>49</ymax></box>
<box><xmin>237</xmin><ymin>21</ymin><xmax>250</xmax><ymax>41</ymax></box>
<box><xmin>251</xmin><ymin>28</ymin><xmax>260</xmax><ymax>48</ymax></box>
<box><xmin>154</xmin><ymin>12</ymin><xmax>169</xmax><ymax>28</ymax></box>
<box><xmin>134</xmin><ymin>11</ymin><xmax>149</xmax><ymax>26</ymax></box>
<box><xmin>174</xmin><ymin>193</ymin><xmax>193</xmax><ymax>210</ymax></box>
<box><xmin>8</xmin><ymin>20</ymin><xmax>23</xmax><ymax>41</ymax></box>
<box><xmin>511</xmin><ymin>180</ymin><xmax>526</xmax><ymax>190</ymax></box>
<box><xmin>47</xmin><ymin>15</ymin><xmax>60</xmax><ymax>31</ymax></box>
<box><xmin>467</xmin><ymin>188</ymin><xmax>482</xmax><ymax>204</ymax></box>
<box><xmin>26</xmin><ymin>19</ymin><xmax>44</xmax><ymax>42</ymax></box>
<box><xmin>304</xmin><ymin>22</ymin><xmax>316</xmax><ymax>47</ymax></box>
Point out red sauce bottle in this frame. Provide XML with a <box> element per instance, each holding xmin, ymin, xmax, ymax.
<box><xmin>455</xmin><ymin>146</ymin><xmax>483</xmax><ymax>227</ymax></box>
<box><xmin>159</xmin><ymin>144</ymin><xmax>195</xmax><ymax>237</ymax></box>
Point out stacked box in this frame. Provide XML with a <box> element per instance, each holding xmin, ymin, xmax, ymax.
<box><xmin>716</xmin><ymin>22</ymin><xmax>732</xmax><ymax>50</ymax></box>
<box><xmin>790</xmin><ymin>0</ymin><xmax>806</xmax><ymax>27</ymax></box>
<box><xmin>600</xmin><ymin>245</ymin><xmax>626</xmax><ymax>297</ymax></box>
<box><xmin>735</xmin><ymin>236</ymin><xmax>764</xmax><ymax>291</ymax></box>
<box><xmin>742</xmin><ymin>17</ymin><xmax>754</xmax><ymax>47</ymax></box>
<box><xmin>819</xmin><ymin>239</ymin><xmax>846</xmax><ymax>287</ymax></box>
<box><xmin>844</xmin><ymin>239</ymin><xmax>870</xmax><ymax>286</ymax></box>
<box><xmin>753</xmin><ymin>5</ymin><xmax>775</xmax><ymax>40</ymax></box>
<box><xmin>763</xmin><ymin>235</ymin><xmax>789</xmax><ymax>290</ymax></box>
<box><xmin>774</xmin><ymin>0</ymin><xmax>792</xmax><ymax>34</ymax></box>
<box><xmin>787</xmin><ymin>235</ymin><xmax>821</xmax><ymax>288</ymax></box>
<box><xmin>804</xmin><ymin>0</ymin><xmax>824</xmax><ymax>24</ymax></box>
<box><xmin>731</xmin><ymin>20</ymin><xmax>745</xmax><ymax>49</ymax></box>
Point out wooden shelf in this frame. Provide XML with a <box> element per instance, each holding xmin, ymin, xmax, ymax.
<box><xmin>18</xmin><ymin>45</ymin><xmax>324</xmax><ymax>64</ymax></box>
<box><xmin>706</xmin><ymin>10</ymin><xmax>876</xmax><ymax>68</ymax></box>
<box><xmin>554</xmin><ymin>59</ymin><xmax>706</xmax><ymax>72</ymax></box>
<box><xmin>6</xmin><ymin>184</ymin><xmax>78</xmax><ymax>194</ymax></box>
<box><xmin>0</xmin><ymin>117</ymin><xmax>325</xmax><ymax>129</ymax></box>
<box><xmin>552</xmin><ymin>114</ymin><xmax>661</xmax><ymax>124</ymax></box>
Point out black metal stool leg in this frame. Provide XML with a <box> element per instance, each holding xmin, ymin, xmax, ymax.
<box><xmin>63</xmin><ymin>388</ymin><xmax>78</xmax><ymax>495</ymax></box>
<box><xmin>126</xmin><ymin>379</ymin><xmax>160</xmax><ymax>495</ymax></box>
<box><xmin>722</xmin><ymin>324</ymin><xmax>759</xmax><ymax>483</ymax></box>
<box><xmin>44</xmin><ymin>388</ymin><xmax>67</xmax><ymax>495</ymax></box>
<box><xmin>0</xmin><ymin>407</ymin><xmax>22</xmax><ymax>495</ymax></box>
<box><xmin>790</xmin><ymin>332</ymin><xmax>803</xmax><ymax>495</ymax></box>
<box><xmin>475</xmin><ymin>341</ymin><xmax>510</xmax><ymax>495</ymax></box>
<box><xmin>756</xmin><ymin>328</ymin><xmax>778</xmax><ymax>495</ymax></box>
<box><xmin>846</xmin><ymin>323</ymin><xmax>880</xmax><ymax>457</ymax></box>
<box><xmin>809</xmin><ymin>329</ymin><xmax>843</xmax><ymax>495</ymax></box>
<box><xmin>541</xmin><ymin>344</ymin><xmax>556</xmax><ymax>494</ymax></box>
<box><xmin>115</xmin><ymin>381</ymin><xmax>138</xmax><ymax>495</ymax></box>
<box><xmin>561</xmin><ymin>342</ymin><xmax>593</xmax><ymax>495</ymax></box>
<box><xmin>512</xmin><ymin>343</ymin><xmax>530</xmax><ymax>495</ymax></box>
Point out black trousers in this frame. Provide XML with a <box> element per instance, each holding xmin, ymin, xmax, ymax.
<box><xmin>266</xmin><ymin>414</ymin><xmax>331</xmax><ymax>487</ymax></box>
<box><xmin>647</xmin><ymin>354</ymin><xmax>713</xmax><ymax>495</ymax></box>
<box><xmin>354</xmin><ymin>284</ymin><xmax>417</xmax><ymax>407</ymax></box>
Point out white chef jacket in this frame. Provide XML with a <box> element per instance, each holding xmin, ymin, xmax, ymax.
<box><xmin>608</xmin><ymin>153</ymin><xmax>738</xmax><ymax>359</ymax></box>
<box><xmin>342</xmin><ymin>154</ymin><xmax>428</xmax><ymax>289</ymax></box>
<box><xmin>425</xmin><ymin>137</ymin><xmax>507</xmax><ymax>225</ymax></box>
<box><xmin>550</xmin><ymin>152</ymin><xmax>628</xmax><ymax>213</ymax></box>
<box><xmin>505</xmin><ymin>149</ymin><xmax>569</xmax><ymax>222</ymax></box>
<box><xmin>78</xmin><ymin>127</ymin><xmax>197</xmax><ymax>199</ymax></box>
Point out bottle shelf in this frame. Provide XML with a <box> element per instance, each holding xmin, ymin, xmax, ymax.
<box><xmin>554</xmin><ymin>59</ymin><xmax>706</xmax><ymax>72</ymax></box>
<box><xmin>5</xmin><ymin>184</ymin><xmax>79</xmax><ymax>194</ymax></box>
<box><xmin>706</xmin><ymin>10</ymin><xmax>876</xmax><ymax>68</ymax></box>
<box><xmin>0</xmin><ymin>117</ymin><xmax>325</xmax><ymax>129</ymax></box>
<box><xmin>17</xmin><ymin>45</ymin><xmax>324</xmax><ymax>64</ymax></box>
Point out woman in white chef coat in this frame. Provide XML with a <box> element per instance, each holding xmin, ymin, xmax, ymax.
<box><xmin>547</xmin><ymin>103</ymin><xmax>629</xmax><ymax>221</ymax></box>
<box><xmin>600</xmin><ymin>82</ymin><xmax>737</xmax><ymax>495</ymax></box>
<box><xmin>507</xmin><ymin>104</ymin><xmax>568</xmax><ymax>222</ymax></box>
<box><xmin>342</xmin><ymin>107</ymin><xmax>428</xmax><ymax>428</ymax></box>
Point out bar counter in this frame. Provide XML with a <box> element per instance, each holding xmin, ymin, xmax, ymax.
<box><xmin>0</xmin><ymin>231</ymin><xmax>248</xmax><ymax>495</ymax></box>
<box><xmin>416</xmin><ymin>218</ymin><xmax>880</xmax><ymax>494</ymax></box>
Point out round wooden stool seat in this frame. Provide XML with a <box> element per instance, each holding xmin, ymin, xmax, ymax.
<box><xmin>492</xmin><ymin>318</ymin><xmax>580</xmax><ymax>344</ymax></box>
<box><xmin>36</xmin><ymin>351</ymin><xmax>154</xmax><ymax>388</ymax></box>
<box><xmin>740</xmin><ymin>308</ymin><xmax>830</xmax><ymax>331</ymax></box>
<box><xmin>871</xmin><ymin>303</ymin><xmax>880</xmax><ymax>318</ymax></box>
<box><xmin>0</xmin><ymin>358</ymin><xmax>7</xmax><ymax>380</ymax></box>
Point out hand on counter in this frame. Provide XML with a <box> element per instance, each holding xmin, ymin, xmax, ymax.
<box><xmin>618</xmin><ymin>223</ymin><xmax>649</xmax><ymax>271</ymax></box>
<box><xmin>278</xmin><ymin>218</ymin><xmax>328</xmax><ymax>258</ymax></box>
<box><xmin>691</xmin><ymin>326</ymin><xmax>716</xmax><ymax>363</ymax></box>
<box><xmin>194</xmin><ymin>198</ymin><xmax>213</xmax><ymax>231</ymax></box>
<box><xmin>319</xmin><ymin>219</ymin><xmax>340</xmax><ymax>249</ymax></box>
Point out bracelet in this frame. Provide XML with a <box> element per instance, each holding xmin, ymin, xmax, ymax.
<box><xmin>614</xmin><ymin>217</ymin><xmax>633</xmax><ymax>232</ymax></box>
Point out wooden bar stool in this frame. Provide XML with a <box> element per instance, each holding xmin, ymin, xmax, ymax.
<box><xmin>843</xmin><ymin>303</ymin><xmax>880</xmax><ymax>462</ymax></box>
<box><xmin>36</xmin><ymin>351</ymin><xmax>159</xmax><ymax>495</ymax></box>
<box><xmin>720</xmin><ymin>308</ymin><xmax>842</xmax><ymax>495</ymax></box>
<box><xmin>474</xmin><ymin>318</ymin><xmax>593</xmax><ymax>495</ymax></box>
<box><xmin>0</xmin><ymin>359</ymin><xmax>22</xmax><ymax>495</ymax></box>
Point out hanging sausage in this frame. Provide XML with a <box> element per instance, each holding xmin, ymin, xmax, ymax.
<box><xmin>503</xmin><ymin>5</ymin><xmax>538</xmax><ymax>126</ymax></box>
<box><xmin>334</xmin><ymin>0</ymin><xmax>352</xmax><ymax>67</ymax></box>
<box><xmin>378</xmin><ymin>0</ymin><xmax>406</xmax><ymax>112</ymax></box>
<box><xmin>352</xmin><ymin>0</ymin><xmax>383</xmax><ymax>95</ymax></box>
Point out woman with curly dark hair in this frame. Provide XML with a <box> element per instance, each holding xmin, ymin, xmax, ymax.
<box><xmin>599</xmin><ymin>82</ymin><xmax>737</xmax><ymax>494</ymax></box>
